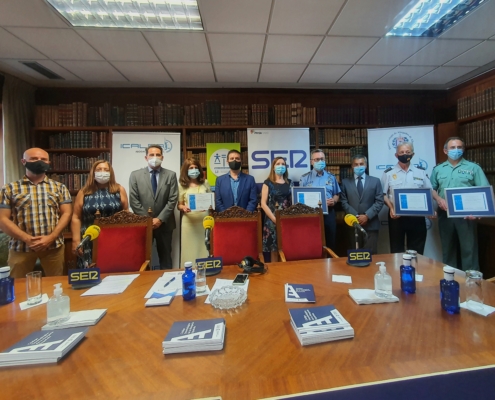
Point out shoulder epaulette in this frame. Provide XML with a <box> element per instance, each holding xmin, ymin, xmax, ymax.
<box><xmin>384</xmin><ymin>167</ymin><xmax>393</xmax><ymax>173</ymax></box>
<box><xmin>300</xmin><ymin>171</ymin><xmax>311</xmax><ymax>178</ymax></box>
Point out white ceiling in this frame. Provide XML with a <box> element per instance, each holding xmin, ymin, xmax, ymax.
<box><xmin>0</xmin><ymin>0</ymin><xmax>494</xmax><ymax>89</ymax></box>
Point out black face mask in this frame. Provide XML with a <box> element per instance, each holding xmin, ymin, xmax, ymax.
<box><xmin>229</xmin><ymin>160</ymin><xmax>241</xmax><ymax>171</ymax></box>
<box><xmin>25</xmin><ymin>161</ymin><xmax>50</xmax><ymax>175</ymax></box>
<box><xmin>397</xmin><ymin>154</ymin><xmax>413</xmax><ymax>164</ymax></box>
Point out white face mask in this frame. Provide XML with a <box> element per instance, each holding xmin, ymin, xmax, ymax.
<box><xmin>148</xmin><ymin>157</ymin><xmax>162</xmax><ymax>168</ymax></box>
<box><xmin>95</xmin><ymin>172</ymin><xmax>111</xmax><ymax>184</ymax></box>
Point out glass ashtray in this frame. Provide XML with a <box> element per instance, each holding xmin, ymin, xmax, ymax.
<box><xmin>210</xmin><ymin>285</ymin><xmax>247</xmax><ymax>310</ymax></box>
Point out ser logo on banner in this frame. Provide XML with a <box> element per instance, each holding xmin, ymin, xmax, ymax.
<box><xmin>251</xmin><ymin>150</ymin><xmax>308</xmax><ymax>169</ymax></box>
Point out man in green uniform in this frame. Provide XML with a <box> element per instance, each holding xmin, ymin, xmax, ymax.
<box><xmin>430</xmin><ymin>137</ymin><xmax>489</xmax><ymax>270</ymax></box>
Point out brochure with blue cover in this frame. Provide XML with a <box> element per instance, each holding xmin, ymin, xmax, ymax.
<box><xmin>285</xmin><ymin>283</ymin><xmax>316</xmax><ymax>303</ymax></box>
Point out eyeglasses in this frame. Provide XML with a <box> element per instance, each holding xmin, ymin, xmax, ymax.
<box><xmin>312</xmin><ymin>157</ymin><xmax>325</xmax><ymax>162</ymax></box>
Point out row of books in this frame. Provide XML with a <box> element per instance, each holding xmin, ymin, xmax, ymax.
<box><xmin>325</xmin><ymin>166</ymin><xmax>353</xmax><ymax>182</ymax></box>
<box><xmin>488</xmin><ymin>174</ymin><xmax>495</xmax><ymax>187</ymax></box>
<box><xmin>48</xmin><ymin>153</ymin><xmax>111</xmax><ymax>171</ymax></box>
<box><xmin>465</xmin><ymin>149</ymin><xmax>495</xmax><ymax>173</ymax></box>
<box><xmin>47</xmin><ymin>131</ymin><xmax>109</xmax><ymax>149</ymax></box>
<box><xmin>186</xmin><ymin>130</ymin><xmax>248</xmax><ymax>147</ymax></box>
<box><xmin>35</xmin><ymin>103</ymin><xmax>434</xmax><ymax>128</ymax></box>
<box><xmin>49</xmin><ymin>173</ymin><xmax>88</xmax><ymax>191</ymax></box>
<box><xmin>459</xmin><ymin>117</ymin><xmax>495</xmax><ymax>147</ymax></box>
<box><xmin>318</xmin><ymin>128</ymin><xmax>368</xmax><ymax>145</ymax></box>
<box><xmin>322</xmin><ymin>148</ymin><xmax>354</xmax><ymax>164</ymax></box>
<box><xmin>457</xmin><ymin>87</ymin><xmax>495</xmax><ymax>120</ymax></box>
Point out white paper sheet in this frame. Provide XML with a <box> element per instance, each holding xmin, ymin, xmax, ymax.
<box><xmin>144</xmin><ymin>272</ymin><xmax>184</xmax><ymax>298</ymax></box>
<box><xmin>332</xmin><ymin>275</ymin><xmax>352</xmax><ymax>284</ymax></box>
<box><xmin>460</xmin><ymin>301</ymin><xmax>495</xmax><ymax>316</ymax></box>
<box><xmin>19</xmin><ymin>294</ymin><xmax>49</xmax><ymax>310</ymax></box>
<box><xmin>398</xmin><ymin>193</ymin><xmax>428</xmax><ymax>211</ymax></box>
<box><xmin>299</xmin><ymin>192</ymin><xmax>322</xmax><ymax>208</ymax></box>
<box><xmin>188</xmin><ymin>192</ymin><xmax>215</xmax><ymax>212</ymax></box>
<box><xmin>81</xmin><ymin>274</ymin><xmax>139</xmax><ymax>296</ymax></box>
<box><xmin>453</xmin><ymin>192</ymin><xmax>488</xmax><ymax>212</ymax></box>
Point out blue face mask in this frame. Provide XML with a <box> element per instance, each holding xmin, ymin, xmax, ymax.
<box><xmin>188</xmin><ymin>169</ymin><xmax>200</xmax><ymax>178</ymax></box>
<box><xmin>354</xmin><ymin>166</ymin><xmax>366</xmax><ymax>176</ymax></box>
<box><xmin>314</xmin><ymin>160</ymin><xmax>326</xmax><ymax>171</ymax></box>
<box><xmin>447</xmin><ymin>149</ymin><xmax>463</xmax><ymax>161</ymax></box>
<box><xmin>274</xmin><ymin>165</ymin><xmax>286</xmax><ymax>175</ymax></box>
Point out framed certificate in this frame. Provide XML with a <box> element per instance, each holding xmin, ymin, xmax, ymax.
<box><xmin>187</xmin><ymin>193</ymin><xmax>215</xmax><ymax>212</ymax></box>
<box><xmin>392</xmin><ymin>188</ymin><xmax>434</xmax><ymax>217</ymax></box>
<box><xmin>292</xmin><ymin>187</ymin><xmax>328</xmax><ymax>214</ymax></box>
<box><xmin>444</xmin><ymin>186</ymin><xmax>495</xmax><ymax>218</ymax></box>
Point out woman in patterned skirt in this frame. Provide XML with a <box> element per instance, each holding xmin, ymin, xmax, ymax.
<box><xmin>71</xmin><ymin>160</ymin><xmax>128</xmax><ymax>267</ymax></box>
<box><xmin>261</xmin><ymin>157</ymin><xmax>293</xmax><ymax>263</ymax></box>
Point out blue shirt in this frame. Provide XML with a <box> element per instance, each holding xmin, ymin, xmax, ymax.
<box><xmin>299</xmin><ymin>169</ymin><xmax>341</xmax><ymax>199</ymax></box>
<box><xmin>229</xmin><ymin>174</ymin><xmax>240</xmax><ymax>206</ymax></box>
<box><xmin>148</xmin><ymin>166</ymin><xmax>162</xmax><ymax>186</ymax></box>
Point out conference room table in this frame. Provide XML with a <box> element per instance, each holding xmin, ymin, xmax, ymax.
<box><xmin>1</xmin><ymin>254</ymin><xmax>495</xmax><ymax>400</ymax></box>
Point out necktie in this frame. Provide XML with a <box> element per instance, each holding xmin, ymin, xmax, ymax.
<box><xmin>357</xmin><ymin>176</ymin><xmax>363</xmax><ymax>197</ymax></box>
<box><xmin>151</xmin><ymin>170</ymin><xmax>157</xmax><ymax>196</ymax></box>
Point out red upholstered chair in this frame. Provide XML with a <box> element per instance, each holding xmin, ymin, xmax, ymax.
<box><xmin>211</xmin><ymin>206</ymin><xmax>264</xmax><ymax>265</ymax></box>
<box><xmin>276</xmin><ymin>203</ymin><xmax>339</xmax><ymax>262</ymax></box>
<box><xmin>93</xmin><ymin>210</ymin><xmax>153</xmax><ymax>273</ymax></box>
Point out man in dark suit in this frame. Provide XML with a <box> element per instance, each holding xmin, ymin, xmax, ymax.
<box><xmin>340</xmin><ymin>155</ymin><xmax>384</xmax><ymax>254</ymax></box>
<box><xmin>129</xmin><ymin>144</ymin><xmax>178</xmax><ymax>269</ymax></box>
<box><xmin>215</xmin><ymin>149</ymin><xmax>258</xmax><ymax>212</ymax></box>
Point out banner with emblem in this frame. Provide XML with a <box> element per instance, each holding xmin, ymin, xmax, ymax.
<box><xmin>247</xmin><ymin>128</ymin><xmax>310</xmax><ymax>183</ymax></box>
<box><xmin>367</xmin><ymin>126</ymin><xmax>441</xmax><ymax>261</ymax></box>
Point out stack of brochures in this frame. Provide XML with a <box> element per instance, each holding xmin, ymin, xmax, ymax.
<box><xmin>41</xmin><ymin>309</ymin><xmax>107</xmax><ymax>330</ymax></box>
<box><xmin>289</xmin><ymin>305</ymin><xmax>354</xmax><ymax>346</ymax></box>
<box><xmin>0</xmin><ymin>327</ymin><xmax>88</xmax><ymax>367</ymax></box>
<box><xmin>162</xmin><ymin>318</ymin><xmax>226</xmax><ymax>354</ymax></box>
<box><xmin>285</xmin><ymin>283</ymin><xmax>316</xmax><ymax>303</ymax></box>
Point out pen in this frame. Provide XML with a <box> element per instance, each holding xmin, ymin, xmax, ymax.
<box><xmin>163</xmin><ymin>277</ymin><xmax>176</xmax><ymax>288</ymax></box>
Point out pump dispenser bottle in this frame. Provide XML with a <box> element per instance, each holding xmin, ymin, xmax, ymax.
<box><xmin>47</xmin><ymin>283</ymin><xmax>70</xmax><ymax>325</ymax></box>
<box><xmin>374</xmin><ymin>262</ymin><xmax>392</xmax><ymax>298</ymax></box>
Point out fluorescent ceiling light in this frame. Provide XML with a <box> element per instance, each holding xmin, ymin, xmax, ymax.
<box><xmin>387</xmin><ymin>0</ymin><xmax>487</xmax><ymax>37</ymax></box>
<box><xmin>46</xmin><ymin>0</ymin><xmax>203</xmax><ymax>30</ymax></box>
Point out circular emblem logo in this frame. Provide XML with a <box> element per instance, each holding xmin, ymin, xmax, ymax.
<box><xmin>388</xmin><ymin>131</ymin><xmax>413</xmax><ymax>150</ymax></box>
<box><xmin>162</xmin><ymin>140</ymin><xmax>173</xmax><ymax>153</ymax></box>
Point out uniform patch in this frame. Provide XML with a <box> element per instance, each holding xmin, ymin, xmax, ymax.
<box><xmin>458</xmin><ymin>169</ymin><xmax>473</xmax><ymax>175</ymax></box>
<box><xmin>392</xmin><ymin>174</ymin><xmax>397</xmax><ymax>180</ymax></box>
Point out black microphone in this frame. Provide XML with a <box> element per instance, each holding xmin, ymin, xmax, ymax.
<box><xmin>203</xmin><ymin>216</ymin><xmax>214</xmax><ymax>253</ymax></box>
<box><xmin>76</xmin><ymin>225</ymin><xmax>101</xmax><ymax>250</ymax></box>
<box><xmin>344</xmin><ymin>214</ymin><xmax>367</xmax><ymax>236</ymax></box>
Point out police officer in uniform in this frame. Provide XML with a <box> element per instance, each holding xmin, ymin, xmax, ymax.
<box><xmin>299</xmin><ymin>149</ymin><xmax>340</xmax><ymax>249</ymax></box>
<box><xmin>381</xmin><ymin>142</ymin><xmax>432</xmax><ymax>255</ymax></box>
<box><xmin>430</xmin><ymin>137</ymin><xmax>489</xmax><ymax>271</ymax></box>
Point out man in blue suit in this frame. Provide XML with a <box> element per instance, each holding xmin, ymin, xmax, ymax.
<box><xmin>215</xmin><ymin>149</ymin><xmax>258</xmax><ymax>212</ymax></box>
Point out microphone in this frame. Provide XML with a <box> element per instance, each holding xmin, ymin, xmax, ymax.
<box><xmin>76</xmin><ymin>225</ymin><xmax>101</xmax><ymax>250</ymax></box>
<box><xmin>203</xmin><ymin>216</ymin><xmax>215</xmax><ymax>254</ymax></box>
<box><xmin>344</xmin><ymin>214</ymin><xmax>367</xmax><ymax>235</ymax></box>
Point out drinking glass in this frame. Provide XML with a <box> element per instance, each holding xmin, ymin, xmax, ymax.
<box><xmin>465</xmin><ymin>270</ymin><xmax>483</xmax><ymax>312</ymax></box>
<box><xmin>26</xmin><ymin>271</ymin><xmax>42</xmax><ymax>305</ymax></box>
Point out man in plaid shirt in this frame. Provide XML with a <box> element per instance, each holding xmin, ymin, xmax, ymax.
<box><xmin>0</xmin><ymin>148</ymin><xmax>72</xmax><ymax>278</ymax></box>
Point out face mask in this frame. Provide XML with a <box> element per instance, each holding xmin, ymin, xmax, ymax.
<box><xmin>229</xmin><ymin>160</ymin><xmax>241</xmax><ymax>171</ymax></box>
<box><xmin>95</xmin><ymin>172</ymin><xmax>111</xmax><ymax>184</ymax></box>
<box><xmin>397</xmin><ymin>154</ymin><xmax>413</xmax><ymax>164</ymax></box>
<box><xmin>148</xmin><ymin>157</ymin><xmax>162</xmax><ymax>168</ymax></box>
<box><xmin>354</xmin><ymin>166</ymin><xmax>366</xmax><ymax>176</ymax></box>
<box><xmin>25</xmin><ymin>161</ymin><xmax>50</xmax><ymax>175</ymax></box>
<box><xmin>188</xmin><ymin>169</ymin><xmax>200</xmax><ymax>179</ymax></box>
<box><xmin>314</xmin><ymin>160</ymin><xmax>326</xmax><ymax>171</ymax></box>
<box><xmin>274</xmin><ymin>165</ymin><xmax>286</xmax><ymax>175</ymax></box>
<box><xmin>447</xmin><ymin>149</ymin><xmax>463</xmax><ymax>161</ymax></box>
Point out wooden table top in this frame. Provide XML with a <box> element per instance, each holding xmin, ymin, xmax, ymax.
<box><xmin>1</xmin><ymin>254</ymin><xmax>495</xmax><ymax>400</ymax></box>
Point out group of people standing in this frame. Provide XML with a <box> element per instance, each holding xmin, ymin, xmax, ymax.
<box><xmin>0</xmin><ymin>136</ymin><xmax>488</xmax><ymax>279</ymax></box>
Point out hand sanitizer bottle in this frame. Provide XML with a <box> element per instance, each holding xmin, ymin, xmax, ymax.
<box><xmin>0</xmin><ymin>266</ymin><xmax>15</xmax><ymax>305</ymax></box>
<box><xmin>374</xmin><ymin>262</ymin><xmax>392</xmax><ymax>298</ymax></box>
<box><xmin>182</xmin><ymin>262</ymin><xmax>196</xmax><ymax>301</ymax></box>
<box><xmin>400</xmin><ymin>254</ymin><xmax>416</xmax><ymax>294</ymax></box>
<box><xmin>440</xmin><ymin>266</ymin><xmax>460</xmax><ymax>314</ymax></box>
<box><xmin>47</xmin><ymin>283</ymin><xmax>70</xmax><ymax>325</ymax></box>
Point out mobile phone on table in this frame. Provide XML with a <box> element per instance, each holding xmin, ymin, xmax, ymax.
<box><xmin>232</xmin><ymin>274</ymin><xmax>249</xmax><ymax>285</ymax></box>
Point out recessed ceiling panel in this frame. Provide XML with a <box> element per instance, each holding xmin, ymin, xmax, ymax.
<box><xmin>259</xmin><ymin>63</ymin><xmax>307</xmax><ymax>82</ymax></box>
<box><xmin>402</xmin><ymin>39</ymin><xmax>482</xmax><ymax>66</ymax></box>
<box><xmin>111</xmin><ymin>62</ymin><xmax>171</xmax><ymax>82</ymax></box>
<box><xmin>412</xmin><ymin>66</ymin><xmax>477</xmax><ymax>85</ymax></box>
<box><xmin>338</xmin><ymin>65</ymin><xmax>395</xmax><ymax>83</ymax></box>
<box><xmin>143</xmin><ymin>32</ymin><xmax>210</xmax><ymax>62</ymax></box>
<box><xmin>440</xmin><ymin>0</ymin><xmax>495</xmax><ymax>39</ymax></box>
<box><xmin>57</xmin><ymin>60</ymin><xmax>127</xmax><ymax>81</ymax></box>
<box><xmin>300</xmin><ymin>64</ymin><xmax>351</xmax><ymax>83</ymax></box>
<box><xmin>164</xmin><ymin>62</ymin><xmax>215</xmax><ymax>82</ymax></box>
<box><xmin>7</xmin><ymin>28</ymin><xmax>103</xmax><ymax>60</ymax></box>
<box><xmin>270</xmin><ymin>0</ymin><xmax>345</xmax><ymax>35</ymax></box>
<box><xmin>77</xmin><ymin>30</ymin><xmax>158</xmax><ymax>62</ymax></box>
<box><xmin>208</xmin><ymin>33</ymin><xmax>265</xmax><ymax>63</ymax></box>
<box><xmin>357</xmin><ymin>37</ymin><xmax>431</xmax><ymax>65</ymax></box>
<box><xmin>264</xmin><ymin>35</ymin><xmax>322</xmax><ymax>63</ymax></box>
<box><xmin>0</xmin><ymin>28</ymin><xmax>47</xmax><ymax>60</ymax></box>
<box><xmin>0</xmin><ymin>0</ymin><xmax>68</xmax><ymax>28</ymax></box>
<box><xmin>312</xmin><ymin>36</ymin><xmax>378</xmax><ymax>64</ymax></box>
<box><xmin>214</xmin><ymin>63</ymin><xmax>259</xmax><ymax>82</ymax></box>
<box><xmin>329</xmin><ymin>0</ymin><xmax>411</xmax><ymax>37</ymax></box>
<box><xmin>198</xmin><ymin>0</ymin><xmax>271</xmax><ymax>33</ymax></box>
<box><xmin>376</xmin><ymin>66</ymin><xmax>436</xmax><ymax>84</ymax></box>
<box><xmin>445</xmin><ymin>41</ymin><xmax>495</xmax><ymax>67</ymax></box>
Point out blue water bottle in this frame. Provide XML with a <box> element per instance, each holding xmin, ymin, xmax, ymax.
<box><xmin>0</xmin><ymin>266</ymin><xmax>15</xmax><ymax>305</ymax></box>
<box><xmin>400</xmin><ymin>254</ymin><xmax>416</xmax><ymax>294</ymax></box>
<box><xmin>440</xmin><ymin>266</ymin><xmax>460</xmax><ymax>314</ymax></box>
<box><xmin>182</xmin><ymin>261</ymin><xmax>196</xmax><ymax>301</ymax></box>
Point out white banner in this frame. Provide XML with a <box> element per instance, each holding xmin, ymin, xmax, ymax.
<box><xmin>367</xmin><ymin>126</ymin><xmax>441</xmax><ymax>261</ymax></box>
<box><xmin>247</xmin><ymin>128</ymin><xmax>310</xmax><ymax>183</ymax></box>
<box><xmin>112</xmin><ymin>132</ymin><xmax>181</xmax><ymax>269</ymax></box>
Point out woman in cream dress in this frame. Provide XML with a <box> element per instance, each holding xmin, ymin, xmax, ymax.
<box><xmin>178</xmin><ymin>158</ymin><xmax>212</xmax><ymax>266</ymax></box>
